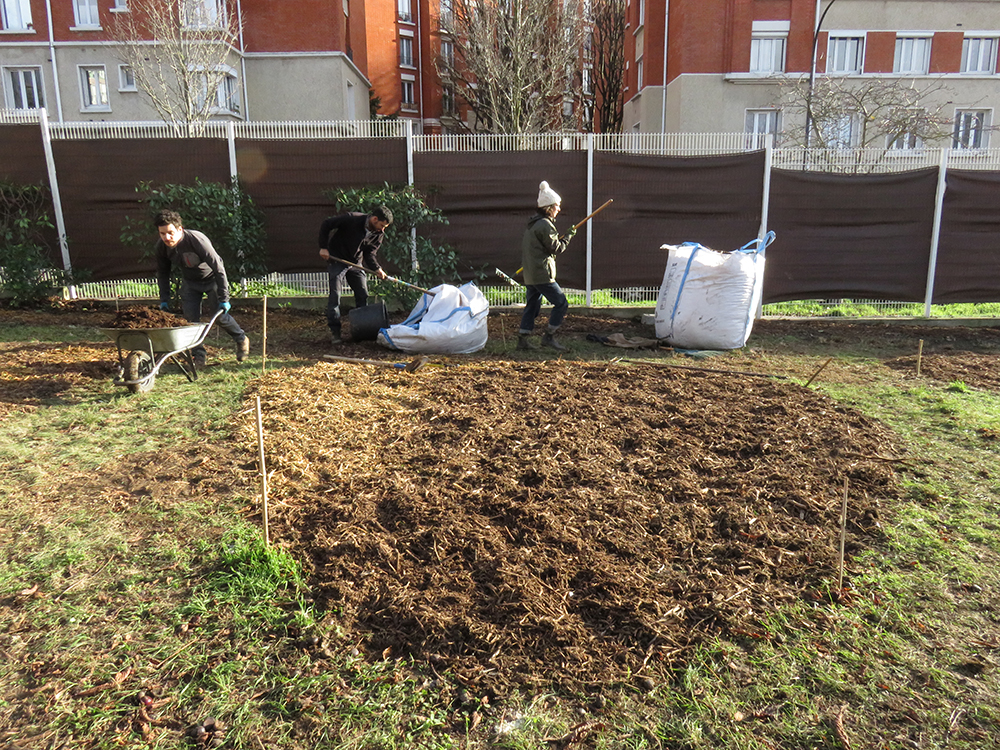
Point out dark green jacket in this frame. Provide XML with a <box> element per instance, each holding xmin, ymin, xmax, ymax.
<box><xmin>521</xmin><ymin>213</ymin><xmax>573</xmax><ymax>285</ymax></box>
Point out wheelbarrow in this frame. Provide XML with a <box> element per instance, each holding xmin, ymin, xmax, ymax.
<box><xmin>100</xmin><ymin>309</ymin><xmax>224</xmax><ymax>393</ymax></box>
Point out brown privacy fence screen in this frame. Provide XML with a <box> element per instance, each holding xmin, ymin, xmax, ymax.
<box><xmin>1</xmin><ymin>123</ymin><xmax>999</xmax><ymax>304</ymax></box>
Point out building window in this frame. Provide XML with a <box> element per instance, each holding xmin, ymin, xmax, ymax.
<box><xmin>745</xmin><ymin>109</ymin><xmax>779</xmax><ymax>149</ymax></box>
<box><xmin>750</xmin><ymin>21</ymin><xmax>788</xmax><ymax>75</ymax></box>
<box><xmin>582</xmin><ymin>66</ymin><xmax>592</xmax><ymax>95</ymax></box>
<box><xmin>826</xmin><ymin>35</ymin><xmax>864</xmax><ymax>74</ymax></box>
<box><xmin>442</xmin><ymin>84</ymin><xmax>455</xmax><ymax>115</ymax></box>
<box><xmin>953</xmin><ymin>110</ymin><xmax>990</xmax><ymax>149</ymax></box>
<box><xmin>397</xmin><ymin>0</ymin><xmax>411</xmax><ymax>22</ymax></box>
<box><xmin>79</xmin><ymin>65</ymin><xmax>110</xmax><ymax>111</ymax></box>
<box><xmin>441</xmin><ymin>39</ymin><xmax>454</xmax><ymax>68</ymax></box>
<box><xmin>401</xmin><ymin>79</ymin><xmax>415</xmax><ymax>108</ymax></box>
<box><xmin>894</xmin><ymin>36</ymin><xmax>930</xmax><ymax>75</ymax></box>
<box><xmin>112</xmin><ymin>0</ymin><xmax>128</xmax><ymax>9</ymax></box>
<box><xmin>4</xmin><ymin>67</ymin><xmax>44</xmax><ymax>109</ymax></box>
<box><xmin>73</xmin><ymin>0</ymin><xmax>100</xmax><ymax>27</ymax></box>
<box><xmin>636</xmin><ymin>57</ymin><xmax>643</xmax><ymax>90</ymax></box>
<box><xmin>118</xmin><ymin>64</ymin><xmax>136</xmax><ymax>91</ymax></box>
<box><xmin>1</xmin><ymin>0</ymin><xmax>32</xmax><ymax>30</ymax></box>
<box><xmin>399</xmin><ymin>36</ymin><xmax>414</xmax><ymax>67</ymax></box>
<box><xmin>961</xmin><ymin>37</ymin><xmax>997</xmax><ymax>74</ymax></box>
<box><xmin>888</xmin><ymin>131</ymin><xmax>922</xmax><ymax>150</ymax></box>
<box><xmin>184</xmin><ymin>0</ymin><xmax>222</xmax><ymax>28</ymax></box>
<box><xmin>821</xmin><ymin>114</ymin><xmax>860</xmax><ymax>148</ymax></box>
<box><xmin>216</xmin><ymin>72</ymin><xmax>239</xmax><ymax>113</ymax></box>
<box><xmin>439</xmin><ymin>0</ymin><xmax>452</xmax><ymax>26</ymax></box>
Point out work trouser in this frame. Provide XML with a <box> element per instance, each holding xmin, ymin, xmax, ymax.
<box><xmin>180</xmin><ymin>282</ymin><xmax>246</xmax><ymax>359</ymax></box>
<box><xmin>326</xmin><ymin>261</ymin><xmax>369</xmax><ymax>335</ymax></box>
<box><xmin>519</xmin><ymin>281</ymin><xmax>568</xmax><ymax>334</ymax></box>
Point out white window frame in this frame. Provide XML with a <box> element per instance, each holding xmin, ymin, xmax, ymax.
<box><xmin>953</xmin><ymin>109</ymin><xmax>991</xmax><ymax>149</ymax></box>
<box><xmin>79</xmin><ymin>65</ymin><xmax>110</xmax><ymax>112</ymax></box>
<box><xmin>183</xmin><ymin>0</ymin><xmax>222</xmax><ymax>29</ymax></box>
<box><xmin>1</xmin><ymin>0</ymin><xmax>33</xmax><ymax>30</ymax></box>
<box><xmin>887</xmin><ymin>131</ymin><xmax>923</xmax><ymax>150</ymax></box>
<box><xmin>821</xmin><ymin>113</ymin><xmax>861</xmax><ymax>149</ymax></box>
<box><xmin>441</xmin><ymin>39</ymin><xmax>454</xmax><ymax>68</ymax></box>
<box><xmin>397</xmin><ymin>0</ymin><xmax>411</xmax><ymax>22</ymax></box>
<box><xmin>345</xmin><ymin>79</ymin><xmax>356</xmax><ymax>119</ymax></box>
<box><xmin>111</xmin><ymin>0</ymin><xmax>128</xmax><ymax>11</ymax></box>
<box><xmin>72</xmin><ymin>0</ymin><xmax>101</xmax><ymax>28</ymax></box>
<box><xmin>215</xmin><ymin>70</ymin><xmax>239</xmax><ymax>114</ymax></box>
<box><xmin>961</xmin><ymin>37</ymin><xmax>997</xmax><ymax>74</ymax></box>
<box><xmin>442</xmin><ymin>83</ymin><xmax>455</xmax><ymax>115</ymax></box>
<box><xmin>399</xmin><ymin>34</ymin><xmax>414</xmax><ymax>67</ymax></box>
<box><xmin>401</xmin><ymin>76</ymin><xmax>416</xmax><ymax>108</ymax></box>
<box><xmin>118</xmin><ymin>64</ymin><xmax>136</xmax><ymax>91</ymax></box>
<box><xmin>3</xmin><ymin>66</ymin><xmax>44</xmax><ymax>109</ymax></box>
<box><xmin>750</xmin><ymin>21</ymin><xmax>788</xmax><ymax>76</ymax></box>
<box><xmin>745</xmin><ymin>109</ymin><xmax>780</xmax><ymax>149</ymax></box>
<box><xmin>826</xmin><ymin>34</ymin><xmax>864</xmax><ymax>75</ymax></box>
<box><xmin>893</xmin><ymin>35</ymin><xmax>931</xmax><ymax>75</ymax></box>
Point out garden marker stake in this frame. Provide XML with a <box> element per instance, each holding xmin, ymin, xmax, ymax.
<box><xmin>255</xmin><ymin>396</ymin><xmax>270</xmax><ymax>546</ymax></box>
<box><xmin>917</xmin><ymin>339</ymin><xmax>924</xmax><ymax>377</ymax></box>
<box><xmin>262</xmin><ymin>295</ymin><xmax>268</xmax><ymax>374</ymax></box>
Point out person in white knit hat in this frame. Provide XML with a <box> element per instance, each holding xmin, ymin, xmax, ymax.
<box><xmin>518</xmin><ymin>180</ymin><xmax>576</xmax><ymax>351</ymax></box>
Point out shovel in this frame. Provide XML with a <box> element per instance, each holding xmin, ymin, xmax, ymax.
<box><xmin>322</xmin><ymin>354</ymin><xmax>428</xmax><ymax>372</ymax></box>
<box><xmin>334</xmin><ymin>258</ymin><xmax>436</xmax><ymax>296</ymax></box>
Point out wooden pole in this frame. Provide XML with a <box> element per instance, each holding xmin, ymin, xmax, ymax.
<box><xmin>805</xmin><ymin>357</ymin><xmax>833</xmax><ymax>387</ymax></box>
<box><xmin>837</xmin><ymin>477</ymin><xmax>848</xmax><ymax>593</ymax></box>
<box><xmin>255</xmin><ymin>395</ymin><xmax>270</xmax><ymax>545</ymax></box>
<box><xmin>261</xmin><ymin>295</ymin><xmax>268</xmax><ymax>374</ymax></box>
<box><xmin>916</xmin><ymin>339</ymin><xmax>924</xmax><ymax>377</ymax></box>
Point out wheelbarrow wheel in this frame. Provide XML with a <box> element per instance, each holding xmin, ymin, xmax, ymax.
<box><xmin>124</xmin><ymin>350</ymin><xmax>155</xmax><ymax>393</ymax></box>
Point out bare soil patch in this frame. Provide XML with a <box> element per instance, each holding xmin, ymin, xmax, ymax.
<box><xmin>237</xmin><ymin>360</ymin><xmax>903</xmax><ymax>697</ymax></box>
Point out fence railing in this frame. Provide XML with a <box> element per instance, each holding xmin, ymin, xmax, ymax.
<box><xmin>5</xmin><ymin>110</ymin><xmax>1000</xmax><ymax>171</ymax></box>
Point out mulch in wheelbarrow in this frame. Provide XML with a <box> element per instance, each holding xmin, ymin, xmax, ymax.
<box><xmin>237</xmin><ymin>359</ymin><xmax>905</xmax><ymax>699</ymax></box>
<box><xmin>103</xmin><ymin>306</ymin><xmax>191</xmax><ymax>329</ymax></box>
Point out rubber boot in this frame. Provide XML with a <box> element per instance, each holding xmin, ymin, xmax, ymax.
<box><xmin>517</xmin><ymin>334</ymin><xmax>537</xmax><ymax>350</ymax></box>
<box><xmin>541</xmin><ymin>331</ymin><xmax>568</xmax><ymax>351</ymax></box>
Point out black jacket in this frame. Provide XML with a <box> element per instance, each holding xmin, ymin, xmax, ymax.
<box><xmin>318</xmin><ymin>212</ymin><xmax>385</xmax><ymax>273</ymax></box>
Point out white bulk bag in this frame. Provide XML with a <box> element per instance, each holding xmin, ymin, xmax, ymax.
<box><xmin>377</xmin><ymin>281</ymin><xmax>489</xmax><ymax>354</ymax></box>
<box><xmin>654</xmin><ymin>232</ymin><xmax>775</xmax><ymax>350</ymax></box>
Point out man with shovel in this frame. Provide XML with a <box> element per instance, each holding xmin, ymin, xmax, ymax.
<box><xmin>318</xmin><ymin>206</ymin><xmax>393</xmax><ymax>345</ymax></box>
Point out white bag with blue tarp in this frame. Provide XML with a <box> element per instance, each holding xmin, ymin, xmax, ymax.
<box><xmin>654</xmin><ymin>231</ymin><xmax>775</xmax><ymax>350</ymax></box>
<box><xmin>377</xmin><ymin>281</ymin><xmax>489</xmax><ymax>354</ymax></box>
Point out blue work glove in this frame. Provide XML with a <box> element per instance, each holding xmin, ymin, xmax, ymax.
<box><xmin>219</xmin><ymin>301</ymin><xmax>232</xmax><ymax>313</ymax></box>
<box><xmin>159</xmin><ymin>301</ymin><xmax>169</xmax><ymax>311</ymax></box>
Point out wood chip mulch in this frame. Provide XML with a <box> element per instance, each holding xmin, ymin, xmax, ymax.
<box><xmin>102</xmin><ymin>306</ymin><xmax>192</xmax><ymax>329</ymax></box>
<box><xmin>237</xmin><ymin>359</ymin><xmax>905</xmax><ymax>697</ymax></box>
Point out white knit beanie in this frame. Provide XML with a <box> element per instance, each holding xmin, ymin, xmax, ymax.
<box><xmin>537</xmin><ymin>180</ymin><xmax>561</xmax><ymax>208</ymax></box>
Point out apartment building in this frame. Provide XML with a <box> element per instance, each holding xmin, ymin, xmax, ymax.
<box><xmin>0</xmin><ymin>0</ymin><xmax>372</xmax><ymax>122</ymax></box>
<box><xmin>624</xmin><ymin>0</ymin><xmax>1000</xmax><ymax>147</ymax></box>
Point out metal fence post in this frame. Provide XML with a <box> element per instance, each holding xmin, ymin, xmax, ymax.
<box><xmin>38</xmin><ymin>108</ymin><xmax>75</xmax><ymax>299</ymax></box>
<box><xmin>586</xmin><ymin>132</ymin><xmax>594</xmax><ymax>307</ymax></box>
<box><xmin>923</xmin><ymin>148</ymin><xmax>949</xmax><ymax>317</ymax></box>
<box><xmin>406</xmin><ymin>119</ymin><xmax>418</xmax><ymax>271</ymax></box>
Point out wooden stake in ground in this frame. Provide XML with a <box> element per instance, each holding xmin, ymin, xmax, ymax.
<box><xmin>837</xmin><ymin>477</ymin><xmax>848</xmax><ymax>592</ymax></box>
<box><xmin>917</xmin><ymin>339</ymin><xmax>924</xmax><ymax>377</ymax></box>
<box><xmin>261</xmin><ymin>295</ymin><xmax>268</xmax><ymax>374</ymax></box>
<box><xmin>255</xmin><ymin>395</ymin><xmax>270</xmax><ymax>545</ymax></box>
<box><xmin>805</xmin><ymin>357</ymin><xmax>833</xmax><ymax>387</ymax></box>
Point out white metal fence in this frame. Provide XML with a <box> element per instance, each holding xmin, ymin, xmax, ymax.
<box><xmin>5</xmin><ymin>110</ymin><xmax>1000</xmax><ymax>170</ymax></box>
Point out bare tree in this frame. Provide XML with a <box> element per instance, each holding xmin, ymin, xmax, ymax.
<box><xmin>438</xmin><ymin>0</ymin><xmax>587</xmax><ymax>134</ymax></box>
<box><xmin>777</xmin><ymin>76</ymin><xmax>955</xmax><ymax>152</ymax></box>
<box><xmin>109</xmin><ymin>0</ymin><xmax>241</xmax><ymax>134</ymax></box>
<box><xmin>585</xmin><ymin>0</ymin><xmax>624</xmax><ymax>133</ymax></box>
